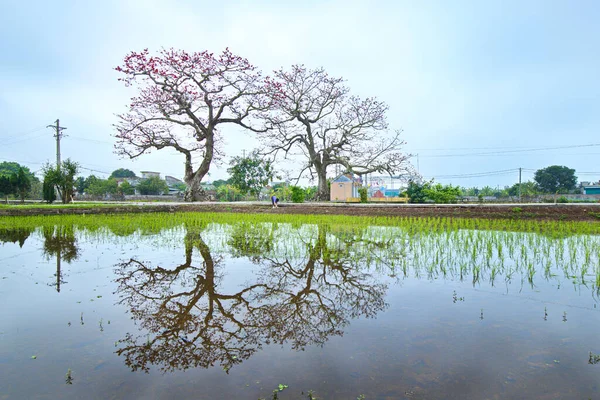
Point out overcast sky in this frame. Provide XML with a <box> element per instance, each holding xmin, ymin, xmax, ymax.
<box><xmin>1</xmin><ymin>0</ymin><xmax>599</xmax><ymax>188</ymax></box>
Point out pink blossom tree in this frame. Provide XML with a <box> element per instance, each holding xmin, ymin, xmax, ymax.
<box><xmin>260</xmin><ymin>65</ymin><xmax>414</xmax><ymax>201</ymax></box>
<box><xmin>114</xmin><ymin>48</ymin><xmax>271</xmax><ymax>201</ymax></box>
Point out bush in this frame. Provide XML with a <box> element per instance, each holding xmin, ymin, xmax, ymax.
<box><xmin>42</xmin><ymin>177</ymin><xmax>56</xmax><ymax>203</ymax></box>
<box><xmin>358</xmin><ymin>187</ymin><xmax>368</xmax><ymax>203</ymax></box>
<box><xmin>556</xmin><ymin>196</ymin><xmax>569</xmax><ymax>203</ymax></box>
<box><xmin>407</xmin><ymin>181</ymin><xmax>427</xmax><ymax>203</ymax></box>
<box><xmin>290</xmin><ymin>186</ymin><xmax>305</xmax><ymax>203</ymax></box>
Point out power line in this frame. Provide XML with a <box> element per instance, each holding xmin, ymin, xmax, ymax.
<box><xmin>427</xmin><ymin>168</ymin><xmax>519</xmax><ymax>179</ymax></box>
<box><xmin>413</xmin><ymin>143</ymin><xmax>600</xmax><ymax>158</ymax></box>
<box><xmin>1</xmin><ymin>126</ymin><xmax>47</xmax><ymax>141</ymax></box>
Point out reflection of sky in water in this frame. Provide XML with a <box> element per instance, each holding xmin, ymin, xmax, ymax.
<box><xmin>0</xmin><ymin>223</ymin><xmax>599</xmax><ymax>400</ymax></box>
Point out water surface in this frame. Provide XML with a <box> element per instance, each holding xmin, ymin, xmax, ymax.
<box><xmin>1</xmin><ymin>219</ymin><xmax>600</xmax><ymax>399</ymax></box>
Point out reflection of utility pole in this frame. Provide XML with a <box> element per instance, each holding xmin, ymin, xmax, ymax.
<box><xmin>47</xmin><ymin>119</ymin><xmax>67</xmax><ymax>167</ymax></box>
<box><xmin>518</xmin><ymin>167</ymin><xmax>522</xmax><ymax>203</ymax></box>
<box><xmin>56</xmin><ymin>250</ymin><xmax>62</xmax><ymax>293</ymax></box>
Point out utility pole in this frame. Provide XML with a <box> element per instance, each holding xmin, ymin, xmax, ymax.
<box><xmin>518</xmin><ymin>167</ymin><xmax>522</xmax><ymax>203</ymax></box>
<box><xmin>47</xmin><ymin>119</ymin><xmax>67</xmax><ymax>167</ymax></box>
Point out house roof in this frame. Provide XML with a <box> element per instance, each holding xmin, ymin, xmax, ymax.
<box><xmin>333</xmin><ymin>175</ymin><xmax>353</xmax><ymax>183</ymax></box>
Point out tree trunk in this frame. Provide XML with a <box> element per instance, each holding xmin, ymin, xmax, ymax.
<box><xmin>184</xmin><ymin>176</ymin><xmax>206</xmax><ymax>202</ymax></box>
<box><xmin>316</xmin><ymin>167</ymin><xmax>329</xmax><ymax>201</ymax></box>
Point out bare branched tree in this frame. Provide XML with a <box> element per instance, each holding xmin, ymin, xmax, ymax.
<box><xmin>259</xmin><ymin>65</ymin><xmax>414</xmax><ymax>200</ymax></box>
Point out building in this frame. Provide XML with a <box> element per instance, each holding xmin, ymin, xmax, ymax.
<box><xmin>583</xmin><ymin>184</ymin><xmax>600</xmax><ymax>195</ymax></box>
<box><xmin>140</xmin><ymin>171</ymin><xmax>161</xmax><ymax>179</ymax></box>
<box><xmin>165</xmin><ymin>175</ymin><xmax>184</xmax><ymax>187</ymax></box>
<box><xmin>330</xmin><ymin>174</ymin><xmax>362</xmax><ymax>202</ymax></box>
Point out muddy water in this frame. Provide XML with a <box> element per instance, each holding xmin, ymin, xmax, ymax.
<box><xmin>1</xmin><ymin>223</ymin><xmax>599</xmax><ymax>399</ymax></box>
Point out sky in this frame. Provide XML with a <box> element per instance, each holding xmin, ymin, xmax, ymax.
<box><xmin>1</xmin><ymin>0</ymin><xmax>599</xmax><ymax>189</ymax></box>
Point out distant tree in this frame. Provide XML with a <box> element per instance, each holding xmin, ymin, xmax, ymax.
<box><xmin>478</xmin><ymin>186</ymin><xmax>495</xmax><ymax>197</ymax></box>
<box><xmin>423</xmin><ymin>183</ymin><xmax>461</xmax><ymax>204</ymax></box>
<box><xmin>227</xmin><ymin>152</ymin><xmax>273</xmax><ymax>199</ymax></box>
<box><xmin>462</xmin><ymin>187</ymin><xmax>479</xmax><ymax>196</ymax></box>
<box><xmin>42</xmin><ymin>159</ymin><xmax>79</xmax><ymax>203</ymax></box>
<box><xmin>109</xmin><ymin>168</ymin><xmax>137</xmax><ymax>179</ymax></box>
<box><xmin>0</xmin><ymin>162</ymin><xmax>36</xmax><ymax>182</ymax></box>
<box><xmin>87</xmin><ymin>178</ymin><xmax>119</xmax><ymax>198</ymax></box>
<box><xmin>0</xmin><ymin>162</ymin><xmax>39</xmax><ymax>200</ymax></box>
<box><xmin>119</xmin><ymin>180</ymin><xmax>135</xmax><ymax>195</ymax></box>
<box><xmin>12</xmin><ymin>167</ymin><xmax>31</xmax><ymax>203</ymax></box>
<box><xmin>407</xmin><ymin>180</ymin><xmax>460</xmax><ymax>203</ymax></box>
<box><xmin>28</xmin><ymin>179</ymin><xmax>42</xmax><ymax>200</ymax></box>
<box><xmin>0</xmin><ymin>174</ymin><xmax>13</xmax><ymax>203</ymax></box>
<box><xmin>304</xmin><ymin>186</ymin><xmax>318</xmax><ymax>201</ymax></box>
<box><xmin>507</xmin><ymin>181</ymin><xmax>539</xmax><ymax>198</ymax></box>
<box><xmin>75</xmin><ymin>177</ymin><xmax>87</xmax><ymax>195</ymax></box>
<box><xmin>114</xmin><ymin>48</ymin><xmax>271</xmax><ymax>202</ymax></box>
<box><xmin>212</xmin><ymin>179</ymin><xmax>230</xmax><ymax>188</ymax></box>
<box><xmin>216</xmin><ymin>184</ymin><xmax>242</xmax><ymax>201</ymax></box>
<box><xmin>137</xmin><ymin>176</ymin><xmax>169</xmax><ymax>195</ymax></box>
<box><xmin>534</xmin><ymin>165</ymin><xmax>577</xmax><ymax>194</ymax></box>
<box><xmin>406</xmin><ymin>180</ymin><xmax>428</xmax><ymax>203</ymax></box>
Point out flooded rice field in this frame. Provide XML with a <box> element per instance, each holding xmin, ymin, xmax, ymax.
<box><xmin>1</xmin><ymin>213</ymin><xmax>600</xmax><ymax>399</ymax></box>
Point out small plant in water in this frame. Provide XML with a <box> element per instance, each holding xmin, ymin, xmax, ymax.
<box><xmin>589</xmin><ymin>352</ymin><xmax>600</xmax><ymax>364</ymax></box>
<box><xmin>452</xmin><ymin>290</ymin><xmax>464</xmax><ymax>303</ymax></box>
<box><xmin>65</xmin><ymin>368</ymin><xmax>73</xmax><ymax>384</ymax></box>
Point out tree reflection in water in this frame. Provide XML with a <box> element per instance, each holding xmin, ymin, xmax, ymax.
<box><xmin>0</xmin><ymin>227</ymin><xmax>34</xmax><ymax>248</ymax></box>
<box><xmin>114</xmin><ymin>223</ymin><xmax>388</xmax><ymax>373</ymax></box>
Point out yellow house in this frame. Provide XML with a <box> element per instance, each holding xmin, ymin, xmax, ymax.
<box><xmin>330</xmin><ymin>174</ymin><xmax>361</xmax><ymax>202</ymax></box>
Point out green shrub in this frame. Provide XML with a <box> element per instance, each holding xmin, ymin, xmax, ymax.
<box><xmin>42</xmin><ymin>177</ymin><xmax>56</xmax><ymax>204</ymax></box>
<box><xmin>290</xmin><ymin>186</ymin><xmax>305</xmax><ymax>203</ymax></box>
<box><xmin>556</xmin><ymin>196</ymin><xmax>569</xmax><ymax>203</ymax></box>
<box><xmin>358</xmin><ymin>187</ymin><xmax>368</xmax><ymax>203</ymax></box>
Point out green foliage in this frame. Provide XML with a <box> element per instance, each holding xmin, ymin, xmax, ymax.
<box><xmin>0</xmin><ymin>162</ymin><xmax>37</xmax><ymax>184</ymax></box>
<box><xmin>172</xmin><ymin>182</ymin><xmax>187</xmax><ymax>193</ymax></box>
<box><xmin>0</xmin><ymin>174</ymin><xmax>13</xmax><ymax>203</ymax></box>
<box><xmin>507</xmin><ymin>181</ymin><xmax>539</xmax><ymax>198</ymax></box>
<box><xmin>424</xmin><ymin>183</ymin><xmax>461</xmax><ymax>204</ymax></box>
<box><xmin>304</xmin><ymin>186</ymin><xmax>318</xmax><ymax>202</ymax></box>
<box><xmin>137</xmin><ymin>176</ymin><xmax>169</xmax><ymax>195</ymax></box>
<box><xmin>75</xmin><ymin>177</ymin><xmax>87</xmax><ymax>195</ymax></box>
<box><xmin>273</xmin><ymin>183</ymin><xmax>291</xmax><ymax>202</ymax></box>
<box><xmin>119</xmin><ymin>180</ymin><xmax>135</xmax><ymax>195</ymax></box>
<box><xmin>407</xmin><ymin>180</ymin><xmax>427</xmax><ymax>203</ymax></box>
<box><xmin>407</xmin><ymin>180</ymin><xmax>460</xmax><ymax>204</ymax></box>
<box><xmin>12</xmin><ymin>167</ymin><xmax>31</xmax><ymax>202</ymax></box>
<box><xmin>358</xmin><ymin>187</ymin><xmax>368</xmax><ymax>203</ymax></box>
<box><xmin>212</xmin><ymin>179</ymin><xmax>230</xmax><ymax>188</ymax></box>
<box><xmin>109</xmin><ymin>168</ymin><xmax>137</xmax><ymax>179</ymax></box>
<box><xmin>42</xmin><ymin>176</ymin><xmax>56</xmax><ymax>203</ymax></box>
<box><xmin>556</xmin><ymin>196</ymin><xmax>569</xmax><ymax>203</ymax></box>
<box><xmin>87</xmin><ymin>178</ymin><xmax>120</xmax><ymax>198</ymax></box>
<box><xmin>227</xmin><ymin>152</ymin><xmax>273</xmax><ymax>199</ymax></box>
<box><xmin>216</xmin><ymin>184</ymin><xmax>243</xmax><ymax>201</ymax></box>
<box><xmin>534</xmin><ymin>165</ymin><xmax>577</xmax><ymax>194</ymax></box>
<box><xmin>290</xmin><ymin>186</ymin><xmax>305</xmax><ymax>203</ymax></box>
<box><xmin>43</xmin><ymin>159</ymin><xmax>79</xmax><ymax>203</ymax></box>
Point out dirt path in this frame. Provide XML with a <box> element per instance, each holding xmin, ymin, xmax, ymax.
<box><xmin>2</xmin><ymin>202</ymin><xmax>600</xmax><ymax>221</ymax></box>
